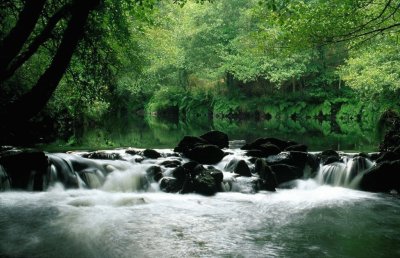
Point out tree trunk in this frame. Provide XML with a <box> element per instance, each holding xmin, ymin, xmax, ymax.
<box><xmin>1</xmin><ymin>1</ymin><xmax>100</xmax><ymax>124</ymax></box>
<box><xmin>0</xmin><ymin>0</ymin><xmax>46</xmax><ymax>76</ymax></box>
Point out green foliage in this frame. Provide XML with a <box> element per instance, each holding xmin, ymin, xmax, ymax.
<box><xmin>146</xmin><ymin>86</ymin><xmax>185</xmax><ymax>113</ymax></box>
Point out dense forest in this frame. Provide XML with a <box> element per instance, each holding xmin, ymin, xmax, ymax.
<box><xmin>0</xmin><ymin>0</ymin><xmax>399</xmax><ymax>147</ymax></box>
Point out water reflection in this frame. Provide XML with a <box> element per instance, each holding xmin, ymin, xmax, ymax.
<box><xmin>43</xmin><ymin>114</ymin><xmax>381</xmax><ymax>152</ymax></box>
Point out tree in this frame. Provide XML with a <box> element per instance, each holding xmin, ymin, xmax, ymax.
<box><xmin>0</xmin><ymin>0</ymin><xmax>101</xmax><ymax>126</ymax></box>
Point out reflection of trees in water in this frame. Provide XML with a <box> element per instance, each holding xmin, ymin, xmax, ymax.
<box><xmin>49</xmin><ymin>113</ymin><xmax>379</xmax><ymax>152</ymax></box>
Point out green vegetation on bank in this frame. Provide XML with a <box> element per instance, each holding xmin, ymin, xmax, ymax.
<box><xmin>0</xmin><ymin>0</ymin><xmax>399</xmax><ymax>145</ymax></box>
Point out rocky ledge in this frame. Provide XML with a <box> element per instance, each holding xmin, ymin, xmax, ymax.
<box><xmin>1</xmin><ymin>130</ymin><xmax>399</xmax><ymax>195</ymax></box>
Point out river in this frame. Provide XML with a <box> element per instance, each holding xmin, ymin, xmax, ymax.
<box><xmin>1</xmin><ymin>116</ymin><xmax>398</xmax><ymax>258</ymax></box>
<box><xmin>1</xmin><ymin>184</ymin><xmax>399</xmax><ymax>257</ymax></box>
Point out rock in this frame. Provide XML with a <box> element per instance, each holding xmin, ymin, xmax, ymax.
<box><xmin>360</xmin><ymin>161</ymin><xmax>400</xmax><ymax>192</ymax></box>
<box><xmin>375</xmin><ymin>151</ymin><xmax>400</xmax><ymax>164</ymax></box>
<box><xmin>82</xmin><ymin>151</ymin><xmax>122</xmax><ymax>160</ymax></box>
<box><xmin>210</xmin><ymin>169</ymin><xmax>224</xmax><ymax>183</ymax></box>
<box><xmin>174</xmin><ymin>136</ymin><xmax>208</xmax><ymax>153</ymax></box>
<box><xmin>0</xmin><ymin>149</ymin><xmax>48</xmax><ymax>190</ymax></box>
<box><xmin>270</xmin><ymin>164</ymin><xmax>302</xmax><ymax>185</ymax></box>
<box><xmin>233</xmin><ymin>160</ymin><xmax>252</xmax><ymax>177</ymax></box>
<box><xmin>254</xmin><ymin>158</ymin><xmax>277</xmax><ymax>191</ymax></box>
<box><xmin>241</xmin><ymin>137</ymin><xmax>294</xmax><ymax>151</ymax></box>
<box><xmin>245</xmin><ymin>150</ymin><xmax>268</xmax><ymax>158</ymax></box>
<box><xmin>182</xmin><ymin>161</ymin><xmax>200</xmax><ymax>172</ymax></box>
<box><xmin>285</xmin><ymin>144</ymin><xmax>308</xmax><ymax>152</ymax></box>
<box><xmin>323</xmin><ymin>156</ymin><xmax>341</xmax><ymax>165</ymax></box>
<box><xmin>159</xmin><ymin>177</ymin><xmax>183</xmax><ymax>193</ymax></box>
<box><xmin>146</xmin><ymin>165</ymin><xmax>163</xmax><ymax>181</ymax></box>
<box><xmin>318</xmin><ymin>150</ymin><xmax>340</xmax><ymax>165</ymax></box>
<box><xmin>125</xmin><ymin>149</ymin><xmax>137</xmax><ymax>155</ymax></box>
<box><xmin>159</xmin><ymin>160</ymin><xmax>181</xmax><ymax>168</ymax></box>
<box><xmin>320</xmin><ymin>150</ymin><xmax>339</xmax><ymax>157</ymax></box>
<box><xmin>185</xmin><ymin>144</ymin><xmax>225</xmax><ymax>164</ymax></box>
<box><xmin>257</xmin><ymin>144</ymin><xmax>281</xmax><ymax>156</ymax></box>
<box><xmin>172</xmin><ymin>166</ymin><xmax>188</xmax><ymax>181</ymax></box>
<box><xmin>200</xmin><ymin>130</ymin><xmax>229</xmax><ymax>149</ymax></box>
<box><xmin>369</xmin><ymin>152</ymin><xmax>381</xmax><ymax>161</ymax></box>
<box><xmin>142</xmin><ymin>149</ymin><xmax>161</xmax><ymax>159</ymax></box>
<box><xmin>193</xmin><ymin>169</ymin><xmax>218</xmax><ymax>196</ymax></box>
<box><xmin>135</xmin><ymin>157</ymin><xmax>144</xmax><ymax>163</ymax></box>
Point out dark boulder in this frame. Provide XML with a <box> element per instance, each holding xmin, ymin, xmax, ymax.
<box><xmin>125</xmin><ymin>149</ymin><xmax>137</xmax><ymax>155</ymax></box>
<box><xmin>318</xmin><ymin>150</ymin><xmax>340</xmax><ymax>165</ymax></box>
<box><xmin>174</xmin><ymin>136</ymin><xmax>208</xmax><ymax>153</ymax></box>
<box><xmin>257</xmin><ymin>144</ymin><xmax>281</xmax><ymax>156</ymax></box>
<box><xmin>193</xmin><ymin>169</ymin><xmax>218</xmax><ymax>196</ymax></box>
<box><xmin>182</xmin><ymin>161</ymin><xmax>200</xmax><ymax>173</ymax></box>
<box><xmin>210</xmin><ymin>169</ymin><xmax>224</xmax><ymax>184</ymax></box>
<box><xmin>233</xmin><ymin>160</ymin><xmax>252</xmax><ymax>177</ymax></box>
<box><xmin>360</xmin><ymin>161</ymin><xmax>400</xmax><ymax>192</ymax></box>
<box><xmin>254</xmin><ymin>158</ymin><xmax>277</xmax><ymax>191</ymax></box>
<box><xmin>0</xmin><ymin>149</ymin><xmax>48</xmax><ymax>190</ymax></box>
<box><xmin>200</xmin><ymin>130</ymin><xmax>229</xmax><ymax>149</ymax></box>
<box><xmin>241</xmin><ymin>137</ymin><xmax>294</xmax><ymax>151</ymax></box>
<box><xmin>375</xmin><ymin>151</ymin><xmax>400</xmax><ymax>164</ymax></box>
<box><xmin>185</xmin><ymin>144</ymin><xmax>225</xmax><ymax>164</ymax></box>
<box><xmin>270</xmin><ymin>164</ymin><xmax>302</xmax><ymax>185</ymax></box>
<box><xmin>323</xmin><ymin>156</ymin><xmax>341</xmax><ymax>165</ymax></box>
<box><xmin>245</xmin><ymin>150</ymin><xmax>268</xmax><ymax>158</ymax></box>
<box><xmin>172</xmin><ymin>166</ymin><xmax>188</xmax><ymax>181</ymax></box>
<box><xmin>159</xmin><ymin>177</ymin><xmax>183</xmax><ymax>193</ymax></box>
<box><xmin>285</xmin><ymin>144</ymin><xmax>308</xmax><ymax>152</ymax></box>
<box><xmin>82</xmin><ymin>151</ymin><xmax>122</xmax><ymax>160</ymax></box>
<box><xmin>146</xmin><ymin>165</ymin><xmax>163</xmax><ymax>181</ymax></box>
<box><xmin>159</xmin><ymin>160</ymin><xmax>181</xmax><ymax>168</ymax></box>
<box><xmin>142</xmin><ymin>149</ymin><xmax>162</xmax><ymax>159</ymax></box>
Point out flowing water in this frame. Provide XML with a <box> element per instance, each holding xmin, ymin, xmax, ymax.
<box><xmin>1</xmin><ymin>148</ymin><xmax>400</xmax><ymax>258</ymax></box>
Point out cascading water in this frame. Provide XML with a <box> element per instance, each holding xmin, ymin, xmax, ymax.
<box><xmin>316</xmin><ymin>155</ymin><xmax>374</xmax><ymax>189</ymax></box>
<box><xmin>1</xmin><ymin>148</ymin><xmax>399</xmax><ymax>258</ymax></box>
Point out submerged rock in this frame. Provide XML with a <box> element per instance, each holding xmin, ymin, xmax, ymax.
<box><xmin>82</xmin><ymin>151</ymin><xmax>122</xmax><ymax>160</ymax></box>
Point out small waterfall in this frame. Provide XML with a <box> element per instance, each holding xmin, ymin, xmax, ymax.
<box><xmin>0</xmin><ymin>164</ymin><xmax>11</xmax><ymax>190</ymax></box>
<box><xmin>47</xmin><ymin>153</ymin><xmax>150</xmax><ymax>192</ymax></box>
<box><xmin>316</xmin><ymin>156</ymin><xmax>373</xmax><ymax>188</ymax></box>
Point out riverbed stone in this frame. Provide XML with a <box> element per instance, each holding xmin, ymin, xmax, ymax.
<box><xmin>375</xmin><ymin>151</ymin><xmax>400</xmax><ymax>164</ymax></box>
<box><xmin>142</xmin><ymin>149</ymin><xmax>162</xmax><ymax>159</ymax></box>
<box><xmin>159</xmin><ymin>160</ymin><xmax>181</xmax><ymax>168</ymax></box>
<box><xmin>82</xmin><ymin>151</ymin><xmax>122</xmax><ymax>160</ymax></box>
<box><xmin>146</xmin><ymin>165</ymin><xmax>163</xmax><ymax>181</ymax></box>
<box><xmin>185</xmin><ymin>144</ymin><xmax>225</xmax><ymax>164</ymax></box>
<box><xmin>234</xmin><ymin>160</ymin><xmax>252</xmax><ymax>177</ymax></box>
<box><xmin>0</xmin><ymin>149</ymin><xmax>48</xmax><ymax>190</ymax></box>
<box><xmin>270</xmin><ymin>164</ymin><xmax>302</xmax><ymax>185</ymax></box>
<box><xmin>360</xmin><ymin>160</ymin><xmax>400</xmax><ymax>192</ymax></box>
<box><xmin>193</xmin><ymin>169</ymin><xmax>218</xmax><ymax>196</ymax></box>
<box><xmin>174</xmin><ymin>136</ymin><xmax>208</xmax><ymax>153</ymax></box>
<box><xmin>285</xmin><ymin>144</ymin><xmax>308</xmax><ymax>152</ymax></box>
<box><xmin>241</xmin><ymin>137</ymin><xmax>294</xmax><ymax>151</ymax></box>
<box><xmin>159</xmin><ymin>177</ymin><xmax>183</xmax><ymax>193</ymax></box>
<box><xmin>200</xmin><ymin>130</ymin><xmax>229</xmax><ymax>149</ymax></box>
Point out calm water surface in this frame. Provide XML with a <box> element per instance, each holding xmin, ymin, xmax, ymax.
<box><xmin>41</xmin><ymin>114</ymin><xmax>381</xmax><ymax>152</ymax></box>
